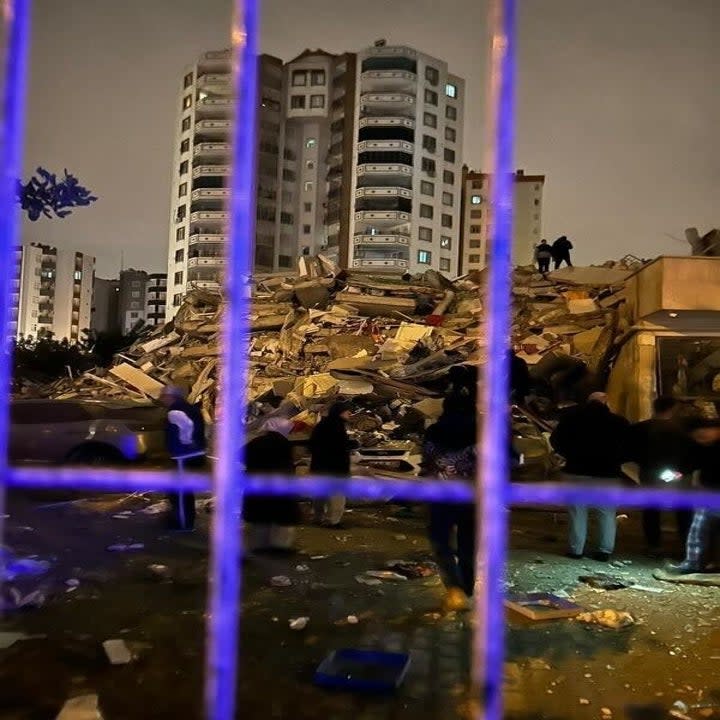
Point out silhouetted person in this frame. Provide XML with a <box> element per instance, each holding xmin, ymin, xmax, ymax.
<box><xmin>552</xmin><ymin>236</ymin><xmax>573</xmax><ymax>269</ymax></box>
<box><xmin>534</xmin><ymin>239</ymin><xmax>552</xmax><ymax>274</ymax></box>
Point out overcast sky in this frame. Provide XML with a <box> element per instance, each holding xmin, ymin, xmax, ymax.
<box><xmin>23</xmin><ymin>0</ymin><xmax>719</xmax><ymax>276</ymax></box>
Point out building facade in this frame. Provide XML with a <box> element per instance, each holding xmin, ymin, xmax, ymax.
<box><xmin>13</xmin><ymin>243</ymin><xmax>94</xmax><ymax>342</ymax></box>
<box><xmin>458</xmin><ymin>168</ymin><xmax>545</xmax><ymax>273</ymax></box>
<box><xmin>165</xmin><ymin>42</ymin><xmax>466</xmax><ymax>319</ymax></box>
<box><xmin>145</xmin><ymin>273</ymin><xmax>167</xmax><ymax>326</ymax></box>
<box><xmin>91</xmin><ymin>277</ymin><xmax>120</xmax><ymax>334</ymax></box>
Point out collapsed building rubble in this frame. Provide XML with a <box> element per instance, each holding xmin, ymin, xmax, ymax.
<box><xmin>15</xmin><ymin>255</ymin><xmax>645</xmax><ymax>477</ymax></box>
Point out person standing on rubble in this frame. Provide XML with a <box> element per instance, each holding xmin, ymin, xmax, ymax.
<box><xmin>243</xmin><ymin>417</ymin><xmax>301</xmax><ymax>553</ymax></box>
<box><xmin>550</xmin><ymin>392</ymin><xmax>630</xmax><ymax>561</ymax></box>
<box><xmin>310</xmin><ymin>401</ymin><xmax>355</xmax><ymax>527</ymax></box>
<box><xmin>626</xmin><ymin>396</ymin><xmax>695</xmax><ymax>554</ymax></box>
<box><xmin>159</xmin><ymin>385</ymin><xmax>207</xmax><ymax>532</ymax></box>
<box><xmin>551</xmin><ymin>236</ymin><xmax>574</xmax><ymax>269</ymax></box>
<box><xmin>534</xmin><ymin>239</ymin><xmax>553</xmax><ymax>274</ymax></box>
<box><xmin>666</xmin><ymin>419</ymin><xmax>720</xmax><ymax>576</ymax></box>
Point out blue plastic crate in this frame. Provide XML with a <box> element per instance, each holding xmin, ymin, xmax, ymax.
<box><xmin>314</xmin><ymin>648</ymin><xmax>411</xmax><ymax>693</ymax></box>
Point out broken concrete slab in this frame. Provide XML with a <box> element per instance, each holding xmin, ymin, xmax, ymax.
<box><xmin>56</xmin><ymin>694</ymin><xmax>103</xmax><ymax>720</ymax></box>
<box><xmin>108</xmin><ymin>363</ymin><xmax>165</xmax><ymax>399</ymax></box>
<box><xmin>548</xmin><ymin>266</ymin><xmax>633</xmax><ymax>286</ymax></box>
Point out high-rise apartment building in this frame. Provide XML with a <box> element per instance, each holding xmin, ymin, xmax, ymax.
<box><xmin>91</xmin><ymin>277</ymin><xmax>120</xmax><ymax>334</ymax></box>
<box><xmin>458</xmin><ymin>168</ymin><xmax>545</xmax><ymax>273</ymax></box>
<box><xmin>12</xmin><ymin>243</ymin><xmax>94</xmax><ymax>342</ymax></box>
<box><xmin>145</xmin><ymin>273</ymin><xmax>167</xmax><ymax>326</ymax></box>
<box><xmin>166</xmin><ymin>42</ymin><xmax>465</xmax><ymax>319</ymax></box>
<box><xmin>116</xmin><ymin>269</ymin><xmax>167</xmax><ymax>333</ymax></box>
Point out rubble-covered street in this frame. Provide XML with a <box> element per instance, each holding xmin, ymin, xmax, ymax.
<box><xmin>2</xmin><ymin>492</ymin><xmax>719</xmax><ymax>720</ymax></box>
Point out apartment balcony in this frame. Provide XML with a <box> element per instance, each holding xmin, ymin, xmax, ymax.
<box><xmin>198</xmin><ymin>49</ymin><xmax>231</xmax><ymax>72</ymax></box>
<box><xmin>188</xmin><ymin>232</ymin><xmax>227</xmax><ymax>247</ymax></box>
<box><xmin>194</xmin><ymin>119</ymin><xmax>232</xmax><ymax>137</ymax></box>
<box><xmin>187</xmin><ymin>255</ymin><xmax>226</xmax><ymax>269</ymax></box>
<box><xmin>192</xmin><ymin>165</ymin><xmax>231</xmax><ymax>179</ymax></box>
<box><xmin>354</xmin><ymin>186</ymin><xmax>413</xmax><ymax>204</ymax></box>
<box><xmin>189</xmin><ymin>210</ymin><xmax>229</xmax><ymax>227</ymax></box>
<box><xmin>195</xmin><ymin>97</ymin><xmax>233</xmax><ymax>119</ymax></box>
<box><xmin>191</xmin><ymin>188</ymin><xmax>230</xmax><ymax>205</ymax></box>
<box><xmin>193</xmin><ymin>142</ymin><xmax>231</xmax><ymax>160</ymax></box>
<box><xmin>351</xmin><ymin>258</ymin><xmax>409</xmax><ymax>271</ymax></box>
<box><xmin>356</xmin><ymin>164</ymin><xmax>413</xmax><ymax>179</ymax></box>
<box><xmin>354</xmin><ymin>210</ymin><xmax>411</xmax><ymax>224</ymax></box>
<box><xmin>357</xmin><ymin>140</ymin><xmax>413</xmax><ymax>155</ymax></box>
<box><xmin>353</xmin><ymin>233</ymin><xmax>410</xmax><ymax>247</ymax></box>
<box><xmin>196</xmin><ymin>73</ymin><xmax>232</xmax><ymax>94</ymax></box>
<box><xmin>359</xmin><ymin>116</ymin><xmax>415</xmax><ymax>132</ymax></box>
<box><xmin>360</xmin><ymin>93</ymin><xmax>415</xmax><ymax>116</ymax></box>
<box><xmin>360</xmin><ymin>69</ymin><xmax>417</xmax><ymax>90</ymax></box>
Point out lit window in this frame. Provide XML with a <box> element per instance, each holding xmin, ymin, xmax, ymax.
<box><xmin>182</xmin><ymin>95</ymin><xmax>192</xmax><ymax>110</ymax></box>
<box><xmin>181</xmin><ymin>116</ymin><xmax>191</xmax><ymax>132</ymax></box>
<box><xmin>445</xmin><ymin>105</ymin><xmax>457</xmax><ymax>121</ymax></box>
<box><xmin>183</xmin><ymin>72</ymin><xmax>193</xmax><ymax>88</ymax></box>
<box><xmin>471</xmin><ymin>195</ymin><xmax>483</xmax><ymax>205</ymax></box>
<box><xmin>304</xmin><ymin>181</ymin><xmax>313</xmax><ymax>192</ymax></box>
<box><xmin>440</xmin><ymin>236</ymin><xmax>451</xmax><ymax>250</ymax></box>
<box><xmin>178</xmin><ymin>182</ymin><xmax>188</xmax><ymax>198</ymax></box>
<box><xmin>423</xmin><ymin>112</ymin><xmax>437</xmax><ymax>128</ymax></box>
<box><xmin>425</xmin><ymin>66</ymin><xmax>439</xmax><ymax>85</ymax></box>
<box><xmin>420</xmin><ymin>181</ymin><xmax>434</xmax><ymax>196</ymax></box>
<box><xmin>310</xmin><ymin>95</ymin><xmax>325</xmax><ymax>109</ymax></box>
<box><xmin>291</xmin><ymin>95</ymin><xmax>306</xmax><ymax>109</ymax></box>
<box><xmin>441</xmin><ymin>213</ymin><xmax>453</xmax><ymax>228</ymax></box>
<box><xmin>445</xmin><ymin>127</ymin><xmax>456</xmax><ymax>142</ymax></box>
<box><xmin>418</xmin><ymin>250</ymin><xmax>432</xmax><ymax>264</ymax></box>
<box><xmin>180</xmin><ymin>139</ymin><xmax>190</xmax><ymax>154</ymax></box>
<box><xmin>440</xmin><ymin>258</ymin><xmax>451</xmax><ymax>271</ymax></box>
<box><xmin>306</xmin><ymin>138</ymin><xmax>317</xmax><ymax>149</ymax></box>
<box><xmin>310</xmin><ymin>70</ymin><xmax>326</xmax><ymax>86</ymax></box>
<box><xmin>420</xmin><ymin>204</ymin><xmax>434</xmax><ymax>219</ymax></box>
<box><xmin>292</xmin><ymin>70</ymin><xmax>307</xmax><ymax>86</ymax></box>
<box><xmin>73</xmin><ymin>271</ymin><xmax>82</xmax><ymax>281</ymax></box>
<box><xmin>445</xmin><ymin>83</ymin><xmax>458</xmax><ymax>98</ymax></box>
<box><xmin>442</xmin><ymin>192</ymin><xmax>453</xmax><ymax>206</ymax></box>
<box><xmin>419</xmin><ymin>227</ymin><xmax>432</xmax><ymax>242</ymax></box>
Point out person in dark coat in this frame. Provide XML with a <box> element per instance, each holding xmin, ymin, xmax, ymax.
<box><xmin>244</xmin><ymin>417</ymin><xmax>301</xmax><ymax>553</ymax></box>
<box><xmin>667</xmin><ymin>420</ymin><xmax>720</xmax><ymax>575</ymax></box>
<box><xmin>626</xmin><ymin>396</ymin><xmax>695</xmax><ymax>553</ymax></box>
<box><xmin>534</xmin><ymin>239</ymin><xmax>553</xmax><ymax>274</ymax></box>
<box><xmin>423</xmin><ymin>390</ymin><xmax>477</xmax><ymax>612</ymax></box>
<box><xmin>310</xmin><ymin>401</ymin><xmax>354</xmax><ymax>527</ymax></box>
<box><xmin>551</xmin><ymin>235</ymin><xmax>573</xmax><ymax>269</ymax></box>
<box><xmin>159</xmin><ymin>386</ymin><xmax>207</xmax><ymax>531</ymax></box>
<box><xmin>550</xmin><ymin>392</ymin><xmax>630</xmax><ymax>561</ymax></box>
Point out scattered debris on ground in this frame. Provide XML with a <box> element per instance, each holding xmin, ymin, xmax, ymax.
<box><xmin>575</xmin><ymin>609</ymin><xmax>635</xmax><ymax>629</ymax></box>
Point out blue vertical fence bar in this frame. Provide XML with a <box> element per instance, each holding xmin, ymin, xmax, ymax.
<box><xmin>204</xmin><ymin>0</ymin><xmax>258</xmax><ymax>717</ymax></box>
<box><xmin>473</xmin><ymin>0</ymin><xmax>515</xmax><ymax>718</ymax></box>
<box><xmin>0</xmin><ymin>0</ymin><xmax>30</xmax><ymax>580</ymax></box>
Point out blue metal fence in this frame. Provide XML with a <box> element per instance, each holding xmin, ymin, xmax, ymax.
<box><xmin>2</xmin><ymin>1</ymin><xmax>720</xmax><ymax>718</ymax></box>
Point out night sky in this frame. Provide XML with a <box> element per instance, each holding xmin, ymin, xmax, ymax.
<box><xmin>23</xmin><ymin>0</ymin><xmax>719</xmax><ymax>277</ymax></box>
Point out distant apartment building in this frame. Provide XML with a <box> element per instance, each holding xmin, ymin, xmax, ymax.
<box><xmin>458</xmin><ymin>168</ymin><xmax>545</xmax><ymax>273</ymax></box>
<box><xmin>116</xmin><ymin>269</ymin><xmax>167</xmax><ymax>334</ymax></box>
<box><xmin>12</xmin><ymin>243</ymin><xmax>94</xmax><ymax>342</ymax></box>
<box><xmin>166</xmin><ymin>42</ymin><xmax>465</xmax><ymax>319</ymax></box>
<box><xmin>145</xmin><ymin>273</ymin><xmax>167</xmax><ymax>326</ymax></box>
<box><xmin>91</xmin><ymin>277</ymin><xmax>120</xmax><ymax>334</ymax></box>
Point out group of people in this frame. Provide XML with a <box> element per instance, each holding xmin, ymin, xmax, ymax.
<box><xmin>534</xmin><ymin>236</ymin><xmax>574</xmax><ymax>273</ymax></box>
<box><xmin>550</xmin><ymin>393</ymin><xmax>720</xmax><ymax>575</ymax></box>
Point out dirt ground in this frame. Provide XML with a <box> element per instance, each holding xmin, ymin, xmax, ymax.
<box><xmin>1</xmin><ymin>490</ymin><xmax>719</xmax><ymax>720</ymax></box>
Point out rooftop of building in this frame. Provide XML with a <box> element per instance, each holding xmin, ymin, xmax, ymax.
<box><xmin>464</xmin><ymin>167</ymin><xmax>545</xmax><ymax>183</ymax></box>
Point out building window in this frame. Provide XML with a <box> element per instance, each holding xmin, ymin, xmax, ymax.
<box><xmin>446</xmin><ymin>105</ymin><xmax>457</xmax><ymax>121</ymax></box>
<box><xmin>178</xmin><ymin>182</ymin><xmax>188</xmax><ymax>198</ymax></box>
<box><xmin>440</xmin><ymin>236</ymin><xmax>451</xmax><ymax>250</ymax></box>
<box><xmin>470</xmin><ymin>239</ymin><xmax>482</xmax><ymax>248</ymax></box>
<box><xmin>181</xmin><ymin>116</ymin><xmax>191</xmax><ymax>132</ymax></box>
<box><xmin>472</xmin><ymin>180</ymin><xmax>484</xmax><ymax>189</ymax></box>
<box><xmin>291</xmin><ymin>95</ymin><xmax>306</xmax><ymax>109</ymax></box>
<box><xmin>303</xmin><ymin>224</ymin><xmax>311</xmax><ymax>234</ymax></box>
<box><xmin>176</xmin><ymin>205</ymin><xmax>187</xmax><ymax>222</ymax></box>
<box><xmin>534</xmin><ymin>198</ymin><xmax>540</xmax><ymax>206</ymax></box>
<box><xmin>470</xmin><ymin>224</ymin><xmax>482</xmax><ymax>233</ymax></box>
<box><xmin>306</xmin><ymin>161</ymin><xmax>315</xmax><ymax>170</ymax></box>
<box><xmin>306</xmin><ymin>138</ymin><xmax>317</xmax><ymax>149</ymax></box>
<box><xmin>131</xmin><ymin>280</ymin><xmax>141</xmax><ymax>287</ymax></box>
<box><xmin>304</xmin><ymin>202</ymin><xmax>312</xmax><ymax>212</ymax></box>
<box><xmin>175</xmin><ymin>249</ymin><xmax>185</xmax><ymax>262</ymax></box>
<box><xmin>422</xmin><ymin>135</ymin><xmax>437</xmax><ymax>153</ymax></box>
<box><xmin>176</xmin><ymin>227</ymin><xmax>186</xmax><ymax>242</ymax></box>
<box><xmin>445</xmin><ymin>83</ymin><xmax>458</xmax><ymax>98</ymax></box>
<box><xmin>444</xmin><ymin>148</ymin><xmax>456</xmax><ymax>163</ymax></box>
<box><xmin>179</xmin><ymin>160</ymin><xmax>189</xmax><ymax>175</ymax></box>
<box><xmin>443</xmin><ymin>170</ymin><xmax>455</xmax><ymax>185</ymax></box>
<box><xmin>73</xmin><ymin>271</ymin><xmax>82</xmax><ymax>281</ymax></box>
<box><xmin>182</xmin><ymin>95</ymin><xmax>192</xmax><ymax>110</ymax></box>
<box><xmin>173</xmin><ymin>294</ymin><xmax>183</xmax><ymax>306</ymax></box>
<box><xmin>174</xmin><ymin>271</ymin><xmax>183</xmax><ymax>284</ymax></box>
<box><xmin>423</xmin><ymin>112</ymin><xmax>437</xmax><ymax>128</ymax></box>
<box><xmin>441</xmin><ymin>213</ymin><xmax>453</xmax><ymax>228</ymax></box>
<box><xmin>442</xmin><ymin>192</ymin><xmax>453</xmax><ymax>206</ymax></box>
<box><xmin>425</xmin><ymin>66</ymin><xmax>439</xmax><ymax>85</ymax></box>
<box><xmin>471</xmin><ymin>194</ymin><xmax>483</xmax><ymax>205</ymax></box>
<box><xmin>130</xmin><ymin>311</ymin><xmax>139</xmax><ymax>319</ymax></box>
<box><xmin>424</xmin><ymin>89</ymin><xmax>438</xmax><ymax>106</ymax></box>
<box><xmin>440</xmin><ymin>258</ymin><xmax>451</xmax><ymax>272</ymax></box>
<box><xmin>469</xmin><ymin>254</ymin><xmax>481</xmax><ymax>264</ymax></box>
<box><xmin>310</xmin><ymin>70</ymin><xmax>326</xmax><ymax>86</ymax></box>
<box><xmin>419</xmin><ymin>227</ymin><xmax>433</xmax><ymax>242</ymax></box>
<box><xmin>420</xmin><ymin>181</ymin><xmax>434</xmax><ymax>196</ymax></box>
<box><xmin>180</xmin><ymin>139</ymin><xmax>190</xmax><ymax>154</ymax></box>
<box><xmin>278</xmin><ymin>254</ymin><xmax>292</xmax><ymax>268</ymax></box>
<box><xmin>445</xmin><ymin>127</ymin><xmax>456</xmax><ymax>142</ymax></box>
<box><xmin>183</xmin><ymin>72</ymin><xmax>193</xmax><ymax>88</ymax></box>
<box><xmin>422</xmin><ymin>158</ymin><xmax>436</xmax><ymax>175</ymax></box>
<box><xmin>131</xmin><ymin>290</ymin><xmax>141</xmax><ymax>298</ymax></box>
<box><xmin>304</xmin><ymin>181</ymin><xmax>313</xmax><ymax>192</ymax></box>
<box><xmin>471</xmin><ymin>210</ymin><xmax>482</xmax><ymax>219</ymax></box>
<box><xmin>292</xmin><ymin>70</ymin><xmax>307</xmax><ymax>86</ymax></box>
<box><xmin>310</xmin><ymin>94</ymin><xmax>325</xmax><ymax>109</ymax></box>
<box><xmin>420</xmin><ymin>204</ymin><xmax>434</xmax><ymax>219</ymax></box>
<box><xmin>418</xmin><ymin>249</ymin><xmax>432</xmax><ymax>264</ymax></box>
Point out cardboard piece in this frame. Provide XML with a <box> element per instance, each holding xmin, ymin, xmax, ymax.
<box><xmin>505</xmin><ymin>593</ymin><xmax>582</xmax><ymax>621</ymax></box>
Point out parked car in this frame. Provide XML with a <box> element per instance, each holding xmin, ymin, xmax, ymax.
<box><xmin>9</xmin><ymin>399</ymin><xmax>167</xmax><ymax>465</ymax></box>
